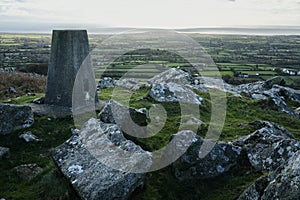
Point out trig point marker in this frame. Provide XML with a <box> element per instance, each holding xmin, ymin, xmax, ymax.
<box><xmin>45</xmin><ymin>30</ymin><xmax>96</xmax><ymax>107</ymax></box>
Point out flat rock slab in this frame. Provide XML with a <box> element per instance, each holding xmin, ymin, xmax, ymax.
<box><xmin>52</xmin><ymin>118</ymin><xmax>151</xmax><ymax>200</ymax></box>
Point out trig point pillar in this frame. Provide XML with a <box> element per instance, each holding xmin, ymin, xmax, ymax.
<box><xmin>45</xmin><ymin>30</ymin><xmax>96</xmax><ymax>107</ymax></box>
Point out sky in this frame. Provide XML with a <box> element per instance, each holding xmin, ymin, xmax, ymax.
<box><xmin>0</xmin><ymin>0</ymin><xmax>300</xmax><ymax>30</ymax></box>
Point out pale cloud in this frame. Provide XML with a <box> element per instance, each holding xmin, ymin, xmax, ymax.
<box><xmin>0</xmin><ymin>0</ymin><xmax>299</xmax><ymax>27</ymax></box>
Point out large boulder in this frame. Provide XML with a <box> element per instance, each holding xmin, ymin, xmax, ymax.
<box><xmin>148</xmin><ymin>68</ymin><xmax>193</xmax><ymax>85</ymax></box>
<box><xmin>115</xmin><ymin>78</ymin><xmax>141</xmax><ymax>91</ymax></box>
<box><xmin>239</xmin><ymin>151</ymin><xmax>300</xmax><ymax>200</ymax></box>
<box><xmin>99</xmin><ymin>100</ymin><xmax>148</xmax><ymax>126</ymax></box>
<box><xmin>0</xmin><ymin>103</ymin><xmax>34</xmax><ymax>135</ymax></box>
<box><xmin>234</xmin><ymin>121</ymin><xmax>300</xmax><ymax>172</ymax></box>
<box><xmin>52</xmin><ymin>118</ymin><xmax>151</xmax><ymax>200</ymax></box>
<box><xmin>150</xmin><ymin>82</ymin><xmax>203</xmax><ymax>105</ymax></box>
<box><xmin>171</xmin><ymin>131</ymin><xmax>242</xmax><ymax>180</ymax></box>
<box><xmin>261</xmin><ymin>151</ymin><xmax>300</xmax><ymax>200</ymax></box>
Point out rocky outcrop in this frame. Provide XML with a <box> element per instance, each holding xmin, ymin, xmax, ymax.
<box><xmin>237</xmin><ymin>77</ymin><xmax>300</xmax><ymax>118</ymax></box>
<box><xmin>0</xmin><ymin>103</ymin><xmax>34</xmax><ymax>135</ymax></box>
<box><xmin>97</xmin><ymin>77</ymin><xmax>115</xmax><ymax>90</ymax></box>
<box><xmin>238</xmin><ymin>176</ymin><xmax>268</xmax><ymax>200</ymax></box>
<box><xmin>261</xmin><ymin>151</ymin><xmax>300</xmax><ymax>200</ymax></box>
<box><xmin>148</xmin><ymin>68</ymin><xmax>193</xmax><ymax>85</ymax></box>
<box><xmin>171</xmin><ymin>132</ymin><xmax>242</xmax><ymax>180</ymax></box>
<box><xmin>192</xmin><ymin>76</ymin><xmax>240</xmax><ymax>96</ymax></box>
<box><xmin>52</xmin><ymin>118</ymin><xmax>151</xmax><ymax>200</ymax></box>
<box><xmin>150</xmin><ymin>82</ymin><xmax>203</xmax><ymax>105</ymax></box>
<box><xmin>234</xmin><ymin>121</ymin><xmax>299</xmax><ymax>172</ymax></box>
<box><xmin>0</xmin><ymin>147</ymin><xmax>10</xmax><ymax>160</ymax></box>
<box><xmin>239</xmin><ymin>152</ymin><xmax>300</xmax><ymax>200</ymax></box>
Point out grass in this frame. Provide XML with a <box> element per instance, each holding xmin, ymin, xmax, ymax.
<box><xmin>0</xmin><ymin>114</ymin><xmax>78</xmax><ymax>199</ymax></box>
<box><xmin>0</xmin><ymin>72</ymin><xmax>46</xmax><ymax>101</ymax></box>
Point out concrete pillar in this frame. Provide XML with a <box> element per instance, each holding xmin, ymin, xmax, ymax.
<box><xmin>45</xmin><ymin>30</ymin><xmax>96</xmax><ymax>107</ymax></box>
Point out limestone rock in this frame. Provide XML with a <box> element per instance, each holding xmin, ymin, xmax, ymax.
<box><xmin>0</xmin><ymin>147</ymin><xmax>10</xmax><ymax>159</ymax></box>
<box><xmin>97</xmin><ymin>77</ymin><xmax>115</xmax><ymax>90</ymax></box>
<box><xmin>0</xmin><ymin>103</ymin><xmax>34</xmax><ymax>135</ymax></box>
<box><xmin>238</xmin><ymin>176</ymin><xmax>268</xmax><ymax>200</ymax></box>
<box><xmin>7</xmin><ymin>87</ymin><xmax>17</xmax><ymax>94</ymax></box>
<box><xmin>115</xmin><ymin>78</ymin><xmax>141</xmax><ymax>91</ymax></box>
<box><xmin>52</xmin><ymin>118</ymin><xmax>151</xmax><ymax>200</ymax></box>
<box><xmin>150</xmin><ymin>82</ymin><xmax>203</xmax><ymax>105</ymax></box>
<box><xmin>261</xmin><ymin>151</ymin><xmax>300</xmax><ymax>200</ymax></box>
<box><xmin>171</xmin><ymin>132</ymin><xmax>242</xmax><ymax>180</ymax></box>
<box><xmin>148</xmin><ymin>68</ymin><xmax>193</xmax><ymax>85</ymax></box>
<box><xmin>13</xmin><ymin>164</ymin><xmax>43</xmax><ymax>180</ymax></box>
<box><xmin>263</xmin><ymin>76</ymin><xmax>285</xmax><ymax>89</ymax></box>
<box><xmin>234</xmin><ymin>121</ymin><xmax>300</xmax><ymax>172</ymax></box>
<box><xmin>99</xmin><ymin>100</ymin><xmax>148</xmax><ymax>126</ymax></box>
<box><xmin>19</xmin><ymin>131</ymin><xmax>41</xmax><ymax>142</ymax></box>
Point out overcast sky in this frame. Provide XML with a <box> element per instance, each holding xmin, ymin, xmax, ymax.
<box><xmin>0</xmin><ymin>0</ymin><xmax>300</xmax><ymax>28</ymax></box>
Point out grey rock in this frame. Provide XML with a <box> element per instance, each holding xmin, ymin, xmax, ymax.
<box><xmin>240</xmin><ymin>151</ymin><xmax>300</xmax><ymax>200</ymax></box>
<box><xmin>234</xmin><ymin>121</ymin><xmax>300</xmax><ymax>172</ymax></box>
<box><xmin>0</xmin><ymin>103</ymin><xmax>34</xmax><ymax>135</ymax></box>
<box><xmin>193</xmin><ymin>76</ymin><xmax>241</xmax><ymax>96</ymax></box>
<box><xmin>7</xmin><ymin>87</ymin><xmax>17</xmax><ymax>94</ymax></box>
<box><xmin>13</xmin><ymin>163</ymin><xmax>43</xmax><ymax>180</ymax></box>
<box><xmin>295</xmin><ymin>107</ymin><xmax>300</xmax><ymax>115</ymax></box>
<box><xmin>171</xmin><ymin>132</ymin><xmax>242</xmax><ymax>180</ymax></box>
<box><xmin>32</xmin><ymin>96</ymin><xmax>45</xmax><ymax>104</ymax></box>
<box><xmin>115</xmin><ymin>78</ymin><xmax>141</xmax><ymax>91</ymax></box>
<box><xmin>261</xmin><ymin>151</ymin><xmax>300</xmax><ymax>200</ymax></box>
<box><xmin>148</xmin><ymin>68</ymin><xmax>193</xmax><ymax>85</ymax></box>
<box><xmin>0</xmin><ymin>147</ymin><xmax>10</xmax><ymax>159</ymax></box>
<box><xmin>237</xmin><ymin>81</ymin><xmax>300</xmax><ymax>117</ymax></box>
<box><xmin>19</xmin><ymin>131</ymin><xmax>41</xmax><ymax>142</ymax></box>
<box><xmin>150</xmin><ymin>82</ymin><xmax>203</xmax><ymax>105</ymax></box>
<box><xmin>52</xmin><ymin>118</ymin><xmax>151</xmax><ymax>200</ymax></box>
<box><xmin>238</xmin><ymin>176</ymin><xmax>268</xmax><ymax>200</ymax></box>
<box><xmin>99</xmin><ymin>100</ymin><xmax>148</xmax><ymax>126</ymax></box>
<box><xmin>98</xmin><ymin>77</ymin><xmax>115</xmax><ymax>90</ymax></box>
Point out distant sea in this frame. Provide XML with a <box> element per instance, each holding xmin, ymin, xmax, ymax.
<box><xmin>1</xmin><ymin>22</ymin><xmax>300</xmax><ymax>35</ymax></box>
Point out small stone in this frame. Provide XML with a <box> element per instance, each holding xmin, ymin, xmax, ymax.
<box><xmin>19</xmin><ymin>131</ymin><xmax>41</xmax><ymax>142</ymax></box>
<box><xmin>13</xmin><ymin>163</ymin><xmax>43</xmax><ymax>180</ymax></box>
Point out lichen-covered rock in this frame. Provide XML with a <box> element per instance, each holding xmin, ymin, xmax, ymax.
<box><xmin>13</xmin><ymin>164</ymin><xmax>43</xmax><ymax>180</ymax></box>
<box><xmin>150</xmin><ymin>82</ymin><xmax>203</xmax><ymax>105</ymax></box>
<box><xmin>261</xmin><ymin>151</ymin><xmax>300</xmax><ymax>200</ymax></box>
<box><xmin>0</xmin><ymin>147</ymin><xmax>10</xmax><ymax>159</ymax></box>
<box><xmin>97</xmin><ymin>77</ymin><xmax>115</xmax><ymax>90</ymax></box>
<box><xmin>238</xmin><ymin>176</ymin><xmax>268</xmax><ymax>200</ymax></box>
<box><xmin>52</xmin><ymin>118</ymin><xmax>152</xmax><ymax>200</ymax></box>
<box><xmin>0</xmin><ymin>103</ymin><xmax>34</xmax><ymax>135</ymax></box>
<box><xmin>171</xmin><ymin>132</ymin><xmax>242</xmax><ymax>180</ymax></box>
<box><xmin>148</xmin><ymin>68</ymin><xmax>193</xmax><ymax>85</ymax></box>
<box><xmin>192</xmin><ymin>76</ymin><xmax>240</xmax><ymax>96</ymax></box>
<box><xmin>237</xmin><ymin>80</ymin><xmax>300</xmax><ymax>118</ymax></box>
<box><xmin>239</xmin><ymin>151</ymin><xmax>300</xmax><ymax>200</ymax></box>
<box><xmin>234</xmin><ymin>121</ymin><xmax>300</xmax><ymax>172</ymax></box>
<box><xmin>99</xmin><ymin>100</ymin><xmax>148</xmax><ymax>126</ymax></box>
<box><xmin>115</xmin><ymin>78</ymin><xmax>141</xmax><ymax>91</ymax></box>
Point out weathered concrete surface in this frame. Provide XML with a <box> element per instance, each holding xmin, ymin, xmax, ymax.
<box><xmin>45</xmin><ymin>30</ymin><xmax>96</xmax><ymax>107</ymax></box>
